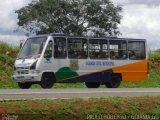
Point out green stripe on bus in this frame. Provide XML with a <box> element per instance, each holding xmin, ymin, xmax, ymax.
<box><xmin>55</xmin><ymin>67</ymin><xmax>79</xmax><ymax>81</ymax></box>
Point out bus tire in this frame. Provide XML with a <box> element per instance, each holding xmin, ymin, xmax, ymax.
<box><xmin>105</xmin><ymin>74</ymin><xmax>121</xmax><ymax>88</ymax></box>
<box><xmin>40</xmin><ymin>73</ymin><xmax>55</xmax><ymax>89</ymax></box>
<box><xmin>18</xmin><ymin>82</ymin><xmax>31</xmax><ymax>89</ymax></box>
<box><xmin>85</xmin><ymin>82</ymin><xmax>100</xmax><ymax>88</ymax></box>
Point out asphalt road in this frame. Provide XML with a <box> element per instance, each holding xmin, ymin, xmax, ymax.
<box><xmin>0</xmin><ymin>88</ymin><xmax>160</xmax><ymax>101</ymax></box>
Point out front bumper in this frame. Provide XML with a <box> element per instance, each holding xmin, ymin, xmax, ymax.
<box><xmin>12</xmin><ymin>73</ymin><xmax>41</xmax><ymax>83</ymax></box>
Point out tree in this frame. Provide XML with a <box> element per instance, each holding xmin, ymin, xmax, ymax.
<box><xmin>16</xmin><ymin>0</ymin><xmax>122</xmax><ymax>36</ymax></box>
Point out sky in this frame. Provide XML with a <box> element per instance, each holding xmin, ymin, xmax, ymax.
<box><xmin>0</xmin><ymin>0</ymin><xmax>160</xmax><ymax>50</ymax></box>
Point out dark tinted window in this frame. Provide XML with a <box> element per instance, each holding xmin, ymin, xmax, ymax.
<box><xmin>109</xmin><ymin>40</ymin><xmax>127</xmax><ymax>60</ymax></box>
<box><xmin>89</xmin><ymin>39</ymin><xmax>108</xmax><ymax>59</ymax></box>
<box><xmin>68</xmin><ymin>38</ymin><xmax>88</xmax><ymax>59</ymax></box>
<box><xmin>128</xmin><ymin>41</ymin><xmax>145</xmax><ymax>60</ymax></box>
<box><xmin>54</xmin><ymin>37</ymin><xmax>67</xmax><ymax>58</ymax></box>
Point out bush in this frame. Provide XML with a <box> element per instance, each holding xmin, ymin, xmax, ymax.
<box><xmin>0</xmin><ymin>41</ymin><xmax>19</xmax><ymax>55</ymax></box>
<box><xmin>0</xmin><ymin>54</ymin><xmax>16</xmax><ymax>66</ymax></box>
<box><xmin>148</xmin><ymin>51</ymin><xmax>160</xmax><ymax>61</ymax></box>
<box><xmin>0</xmin><ymin>42</ymin><xmax>19</xmax><ymax>87</ymax></box>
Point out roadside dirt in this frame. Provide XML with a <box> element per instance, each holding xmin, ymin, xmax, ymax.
<box><xmin>0</xmin><ymin>97</ymin><xmax>159</xmax><ymax>115</ymax></box>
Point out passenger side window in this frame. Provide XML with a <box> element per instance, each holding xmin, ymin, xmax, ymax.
<box><xmin>109</xmin><ymin>40</ymin><xmax>127</xmax><ymax>60</ymax></box>
<box><xmin>89</xmin><ymin>39</ymin><xmax>108</xmax><ymax>59</ymax></box>
<box><xmin>68</xmin><ymin>38</ymin><xmax>88</xmax><ymax>59</ymax></box>
<box><xmin>128</xmin><ymin>41</ymin><xmax>145</xmax><ymax>60</ymax></box>
<box><xmin>44</xmin><ymin>40</ymin><xmax>52</xmax><ymax>59</ymax></box>
<box><xmin>54</xmin><ymin>37</ymin><xmax>67</xmax><ymax>58</ymax></box>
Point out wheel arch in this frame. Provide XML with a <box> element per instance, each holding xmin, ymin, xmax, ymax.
<box><xmin>42</xmin><ymin>71</ymin><xmax>57</xmax><ymax>82</ymax></box>
<box><xmin>112</xmin><ymin>73</ymin><xmax>122</xmax><ymax>81</ymax></box>
<box><xmin>103</xmin><ymin>71</ymin><xmax>122</xmax><ymax>88</ymax></box>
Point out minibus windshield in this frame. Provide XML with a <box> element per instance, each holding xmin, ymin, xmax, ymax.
<box><xmin>18</xmin><ymin>37</ymin><xmax>47</xmax><ymax>59</ymax></box>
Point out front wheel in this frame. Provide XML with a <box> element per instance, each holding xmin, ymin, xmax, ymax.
<box><xmin>40</xmin><ymin>73</ymin><xmax>55</xmax><ymax>89</ymax></box>
<box><xmin>18</xmin><ymin>82</ymin><xmax>32</xmax><ymax>89</ymax></box>
<box><xmin>105</xmin><ymin>74</ymin><xmax>121</xmax><ymax>88</ymax></box>
<box><xmin>85</xmin><ymin>82</ymin><xmax>100</xmax><ymax>88</ymax></box>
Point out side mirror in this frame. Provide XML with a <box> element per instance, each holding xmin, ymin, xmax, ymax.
<box><xmin>20</xmin><ymin>40</ymin><xmax>25</xmax><ymax>48</ymax></box>
<box><xmin>20</xmin><ymin>42</ymin><xmax>23</xmax><ymax>48</ymax></box>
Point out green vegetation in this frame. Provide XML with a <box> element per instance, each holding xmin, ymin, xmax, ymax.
<box><xmin>148</xmin><ymin>50</ymin><xmax>160</xmax><ymax>61</ymax></box>
<box><xmin>126</xmin><ymin>101</ymin><xmax>143</xmax><ymax>109</ymax></box>
<box><xmin>0</xmin><ymin>43</ymin><xmax>160</xmax><ymax>88</ymax></box>
<box><xmin>0</xmin><ymin>96</ymin><xmax>160</xmax><ymax>120</ymax></box>
<box><xmin>16</xmin><ymin>0</ymin><xmax>122</xmax><ymax>36</ymax></box>
<box><xmin>0</xmin><ymin>42</ymin><xmax>19</xmax><ymax>88</ymax></box>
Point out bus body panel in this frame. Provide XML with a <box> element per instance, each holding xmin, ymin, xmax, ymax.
<box><xmin>55</xmin><ymin>60</ymin><xmax>148</xmax><ymax>83</ymax></box>
<box><xmin>12</xmin><ymin>34</ymin><xmax>148</xmax><ymax>86</ymax></box>
<box><xmin>112</xmin><ymin>59</ymin><xmax>148</xmax><ymax>81</ymax></box>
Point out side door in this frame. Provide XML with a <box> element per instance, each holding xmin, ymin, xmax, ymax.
<box><xmin>53</xmin><ymin>37</ymin><xmax>69</xmax><ymax>81</ymax></box>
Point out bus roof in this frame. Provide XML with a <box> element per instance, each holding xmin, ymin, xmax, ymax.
<box><xmin>30</xmin><ymin>33</ymin><xmax>146</xmax><ymax>41</ymax></box>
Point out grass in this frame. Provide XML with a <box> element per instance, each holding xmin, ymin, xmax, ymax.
<box><xmin>0</xmin><ymin>96</ymin><xmax>160</xmax><ymax>120</ymax></box>
<box><xmin>113</xmin><ymin>100</ymin><xmax>121</xmax><ymax>107</ymax></box>
<box><xmin>84</xmin><ymin>105</ymin><xmax>107</xmax><ymax>114</ymax></box>
<box><xmin>126</xmin><ymin>101</ymin><xmax>143</xmax><ymax>109</ymax></box>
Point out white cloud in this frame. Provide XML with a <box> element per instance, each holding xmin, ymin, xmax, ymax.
<box><xmin>118</xmin><ymin>4</ymin><xmax>160</xmax><ymax>50</ymax></box>
<box><xmin>0</xmin><ymin>35</ymin><xmax>27</xmax><ymax>46</ymax></box>
<box><xmin>0</xmin><ymin>0</ymin><xmax>32</xmax><ymax>35</ymax></box>
<box><xmin>113</xmin><ymin>0</ymin><xmax>160</xmax><ymax>6</ymax></box>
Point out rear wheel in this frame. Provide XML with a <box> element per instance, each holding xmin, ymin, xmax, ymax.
<box><xmin>105</xmin><ymin>74</ymin><xmax>121</xmax><ymax>88</ymax></box>
<box><xmin>40</xmin><ymin>73</ymin><xmax>55</xmax><ymax>89</ymax></box>
<box><xmin>18</xmin><ymin>82</ymin><xmax>32</xmax><ymax>89</ymax></box>
<box><xmin>85</xmin><ymin>82</ymin><xmax>100</xmax><ymax>88</ymax></box>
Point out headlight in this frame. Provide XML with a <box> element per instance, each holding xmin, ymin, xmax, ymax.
<box><xmin>31</xmin><ymin>70</ymin><xmax>36</xmax><ymax>74</ymax></box>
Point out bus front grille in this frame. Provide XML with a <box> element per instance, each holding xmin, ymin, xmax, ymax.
<box><xmin>17</xmin><ymin>70</ymin><xmax>29</xmax><ymax>74</ymax></box>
